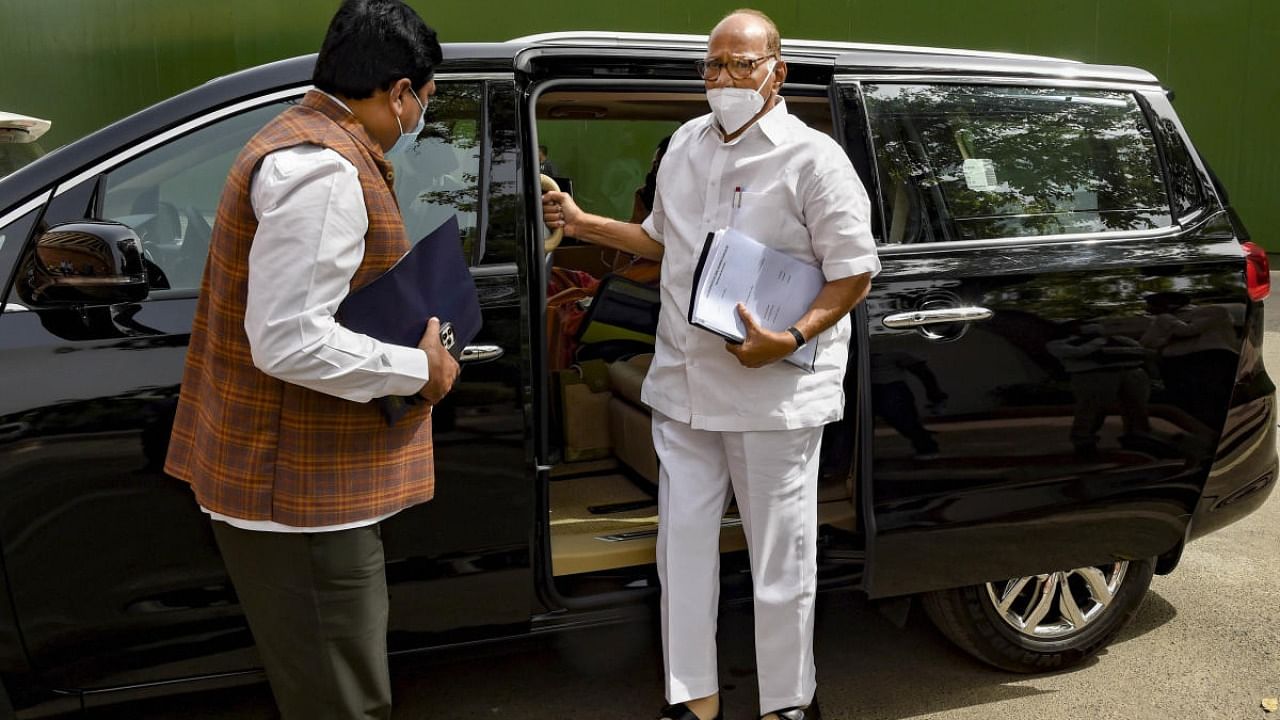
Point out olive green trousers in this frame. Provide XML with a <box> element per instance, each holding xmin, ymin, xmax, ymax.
<box><xmin>212</xmin><ymin>520</ymin><xmax>391</xmax><ymax>720</ymax></box>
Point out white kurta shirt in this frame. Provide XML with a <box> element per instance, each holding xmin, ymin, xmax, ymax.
<box><xmin>640</xmin><ymin>99</ymin><xmax>881</xmax><ymax>432</ymax></box>
<box><xmin>243</xmin><ymin>146</ymin><xmax>429</xmax><ymax>403</ymax></box>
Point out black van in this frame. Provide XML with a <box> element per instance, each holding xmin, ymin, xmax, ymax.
<box><xmin>0</xmin><ymin>31</ymin><xmax>1272</xmax><ymax>715</ymax></box>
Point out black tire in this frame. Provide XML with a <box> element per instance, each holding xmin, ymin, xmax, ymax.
<box><xmin>922</xmin><ymin>557</ymin><xmax>1155</xmax><ymax>673</ymax></box>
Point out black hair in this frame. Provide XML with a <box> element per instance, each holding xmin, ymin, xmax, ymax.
<box><xmin>639</xmin><ymin>135</ymin><xmax>673</xmax><ymax>213</ymax></box>
<box><xmin>312</xmin><ymin>0</ymin><xmax>443</xmax><ymax>99</ymax></box>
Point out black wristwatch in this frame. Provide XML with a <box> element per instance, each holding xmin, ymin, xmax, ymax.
<box><xmin>786</xmin><ymin>326</ymin><xmax>806</xmax><ymax>349</ymax></box>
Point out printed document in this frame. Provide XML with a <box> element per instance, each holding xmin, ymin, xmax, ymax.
<box><xmin>688</xmin><ymin>227</ymin><xmax>824</xmax><ymax>371</ymax></box>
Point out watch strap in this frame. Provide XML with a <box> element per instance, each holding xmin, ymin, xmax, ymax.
<box><xmin>786</xmin><ymin>325</ymin><xmax>806</xmax><ymax>348</ymax></box>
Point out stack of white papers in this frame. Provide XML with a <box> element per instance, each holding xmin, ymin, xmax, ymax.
<box><xmin>688</xmin><ymin>227</ymin><xmax>824</xmax><ymax>372</ymax></box>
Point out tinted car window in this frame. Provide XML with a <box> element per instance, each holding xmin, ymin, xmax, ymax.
<box><xmin>100</xmin><ymin>101</ymin><xmax>288</xmax><ymax>290</ymax></box>
<box><xmin>392</xmin><ymin>81</ymin><xmax>483</xmax><ymax>262</ymax></box>
<box><xmin>865</xmin><ymin>84</ymin><xmax>1172</xmax><ymax>243</ymax></box>
<box><xmin>0</xmin><ymin>207</ymin><xmax>39</xmax><ymax>308</ymax></box>
<box><xmin>1156</xmin><ymin>117</ymin><xmax>1206</xmax><ymax>219</ymax></box>
<box><xmin>479</xmin><ymin>80</ymin><xmax>521</xmax><ymax>265</ymax></box>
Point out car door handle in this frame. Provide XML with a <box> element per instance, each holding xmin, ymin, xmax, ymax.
<box><xmin>882</xmin><ymin>307</ymin><xmax>993</xmax><ymax>329</ymax></box>
<box><xmin>460</xmin><ymin>344</ymin><xmax>504</xmax><ymax>364</ymax></box>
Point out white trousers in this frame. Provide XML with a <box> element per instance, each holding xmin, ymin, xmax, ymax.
<box><xmin>652</xmin><ymin>411</ymin><xmax>823</xmax><ymax>714</ymax></box>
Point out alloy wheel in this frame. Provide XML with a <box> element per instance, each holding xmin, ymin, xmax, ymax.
<box><xmin>984</xmin><ymin>561</ymin><xmax>1130</xmax><ymax>639</ymax></box>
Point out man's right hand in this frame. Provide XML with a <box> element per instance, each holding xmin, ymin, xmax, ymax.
<box><xmin>541</xmin><ymin>190</ymin><xmax>665</xmax><ymax>262</ymax></box>
<box><xmin>542</xmin><ymin>190</ymin><xmax>583</xmax><ymax>237</ymax></box>
<box><xmin>417</xmin><ymin>317</ymin><xmax>460</xmax><ymax>405</ymax></box>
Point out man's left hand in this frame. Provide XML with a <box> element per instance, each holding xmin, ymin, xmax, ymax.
<box><xmin>725</xmin><ymin>304</ymin><xmax>798</xmax><ymax>368</ymax></box>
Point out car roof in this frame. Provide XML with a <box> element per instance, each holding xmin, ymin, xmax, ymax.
<box><xmin>504</xmin><ymin>32</ymin><xmax>1159</xmax><ymax>84</ymax></box>
<box><xmin>180</xmin><ymin>33</ymin><xmax>1156</xmax><ymax>89</ymax></box>
<box><xmin>0</xmin><ymin>31</ymin><xmax>1161</xmax><ymax>212</ymax></box>
<box><xmin>511</xmin><ymin>30</ymin><xmax>1073</xmax><ymax>64</ymax></box>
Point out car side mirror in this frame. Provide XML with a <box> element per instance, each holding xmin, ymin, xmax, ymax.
<box><xmin>23</xmin><ymin>220</ymin><xmax>150</xmax><ymax>305</ymax></box>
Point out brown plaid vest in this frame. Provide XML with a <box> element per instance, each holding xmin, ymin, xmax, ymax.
<box><xmin>165</xmin><ymin>90</ymin><xmax>435</xmax><ymax>526</ymax></box>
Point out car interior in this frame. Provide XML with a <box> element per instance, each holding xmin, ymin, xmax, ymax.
<box><xmin>94</xmin><ymin>102</ymin><xmax>287</xmax><ymax>292</ymax></box>
<box><xmin>532</xmin><ymin>88</ymin><xmax>858</xmax><ymax>597</ymax></box>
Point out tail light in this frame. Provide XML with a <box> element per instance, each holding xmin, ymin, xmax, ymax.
<box><xmin>1243</xmin><ymin>241</ymin><xmax>1270</xmax><ymax>302</ymax></box>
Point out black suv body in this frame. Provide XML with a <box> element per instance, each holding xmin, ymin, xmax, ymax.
<box><xmin>0</xmin><ymin>32</ymin><xmax>1273</xmax><ymax>715</ymax></box>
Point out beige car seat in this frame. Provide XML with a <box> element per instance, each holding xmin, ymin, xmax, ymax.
<box><xmin>606</xmin><ymin>353</ymin><xmax>659</xmax><ymax>486</ymax></box>
<box><xmin>605</xmin><ymin>352</ymin><xmax>852</xmax><ymax>507</ymax></box>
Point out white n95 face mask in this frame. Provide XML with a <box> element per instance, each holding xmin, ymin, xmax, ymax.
<box><xmin>706</xmin><ymin>59</ymin><xmax>776</xmax><ymax>136</ymax></box>
<box><xmin>389</xmin><ymin>89</ymin><xmax>427</xmax><ymax>156</ymax></box>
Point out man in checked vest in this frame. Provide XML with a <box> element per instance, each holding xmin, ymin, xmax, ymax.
<box><xmin>164</xmin><ymin>1</ymin><xmax>458</xmax><ymax>717</ymax></box>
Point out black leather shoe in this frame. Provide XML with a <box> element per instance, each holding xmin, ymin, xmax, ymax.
<box><xmin>660</xmin><ymin>702</ymin><xmax>724</xmax><ymax>720</ymax></box>
<box><xmin>767</xmin><ymin>696</ymin><xmax>821</xmax><ymax>720</ymax></box>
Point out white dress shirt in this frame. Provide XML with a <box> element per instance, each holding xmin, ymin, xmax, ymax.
<box><xmin>207</xmin><ymin>94</ymin><xmax>428</xmax><ymax>532</ymax></box>
<box><xmin>640</xmin><ymin>99</ymin><xmax>881</xmax><ymax>432</ymax></box>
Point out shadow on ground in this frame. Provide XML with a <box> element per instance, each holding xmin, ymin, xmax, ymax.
<box><xmin>68</xmin><ymin>587</ymin><xmax>1180</xmax><ymax>720</ymax></box>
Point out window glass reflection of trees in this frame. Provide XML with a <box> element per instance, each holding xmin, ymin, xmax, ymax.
<box><xmin>1155</xmin><ymin>117</ymin><xmax>1205</xmax><ymax>219</ymax></box>
<box><xmin>865</xmin><ymin>84</ymin><xmax>1173</xmax><ymax>243</ymax></box>
<box><xmin>393</xmin><ymin>82</ymin><xmax>483</xmax><ymax>260</ymax></box>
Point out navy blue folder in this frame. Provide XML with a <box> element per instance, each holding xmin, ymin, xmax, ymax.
<box><xmin>337</xmin><ymin>215</ymin><xmax>482</xmax><ymax>424</ymax></box>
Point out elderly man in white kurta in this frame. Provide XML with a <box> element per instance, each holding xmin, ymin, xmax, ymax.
<box><xmin>542</xmin><ymin>10</ymin><xmax>879</xmax><ymax>720</ymax></box>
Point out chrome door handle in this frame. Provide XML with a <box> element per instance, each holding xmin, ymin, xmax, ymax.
<box><xmin>460</xmin><ymin>344</ymin><xmax>504</xmax><ymax>364</ymax></box>
<box><xmin>882</xmin><ymin>306</ymin><xmax>993</xmax><ymax>329</ymax></box>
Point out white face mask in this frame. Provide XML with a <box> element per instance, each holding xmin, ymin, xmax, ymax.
<box><xmin>388</xmin><ymin>89</ymin><xmax>427</xmax><ymax>156</ymax></box>
<box><xmin>706</xmin><ymin>59</ymin><xmax>776</xmax><ymax>137</ymax></box>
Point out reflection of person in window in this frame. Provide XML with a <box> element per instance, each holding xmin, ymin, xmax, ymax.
<box><xmin>870</xmin><ymin>351</ymin><xmax>947</xmax><ymax>459</ymax></box>
<box><xmin>397</xmin><ymin>132</ymin><xmax>466</xmax><ymax>238</ymax></box>
<box><xmin>1048</xmin><ymin>322</ymin><xmax>1152</xmax><ymax>458</ymax></box>
<box><xmin>538</xmin><ymin>143</ymin><xmax>559</xmax><ymax>176</ymax></box>
<box><xmin>1140</xmin><ymin>292</ymin><xmax>1239</xmax><ymax>432</ymax></box>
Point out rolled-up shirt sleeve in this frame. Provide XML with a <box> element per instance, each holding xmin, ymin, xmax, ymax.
<box><xmin>244</xmin><ymin>145</ymin><xmax>429</xmax><ymax>403</ymax></box>
<box><xmin>803</xmin><ymin>156</ymin><xmax>882</xmax><ymax>282</ymax></box>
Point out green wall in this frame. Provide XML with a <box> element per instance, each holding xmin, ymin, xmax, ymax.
<box><xmin>1</xmin><ymin>0</ymin><xmax>1276</xmax><ymax>246</ymax></box>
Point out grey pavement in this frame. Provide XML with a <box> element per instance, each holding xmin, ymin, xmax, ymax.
<box><xmin>77</xmin><ymin>290</ymin><xmax>1280</xmax><ymax>720</ymax></box>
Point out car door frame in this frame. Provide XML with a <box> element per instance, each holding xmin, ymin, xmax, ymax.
<box><xmin>515</xmin><ymin>62</ymin><xmax>709</xmax><ymax>612</ymax></box>
<box><xmin>513</xmin><ymin>48</ymin><xmax>864</xmax><ymax>610</ymax></box>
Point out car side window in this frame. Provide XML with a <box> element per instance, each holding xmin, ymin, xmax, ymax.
<box><xmin>99</xmin><ymin>101</ymin><xmax>289</xmax><ymax>291</ymax></box>
<box><xmin>391</xmin><ymin>81</ymin><xmax>483</xmax><ymax>262</ymax></box>
<box><xmin>1155</xmin><ymin>117</ymin><xmax>1206</xmax><ymax>220</ymax></box>
<box><xmin>864</xmin><ymin>84</ymin><xmax>1173</xmax><ymax>244</ymax></box>
<box><xmin>0</xmin><ymin>207</ymin><xmax>40</xmax><ymax>309</ymax></box>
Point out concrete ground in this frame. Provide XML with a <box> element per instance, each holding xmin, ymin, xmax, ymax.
<box><xmin>78</xmin><ymin>288</ymin><xmax>1280</xmax><ymax>720</ymax></box>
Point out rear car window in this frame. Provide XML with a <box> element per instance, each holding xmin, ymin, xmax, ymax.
<box><xmin>1154</xmin><ymin>116</ymin><xmax>1206</xmax><ymax>219</ymax></box>
<box><xmin>864</xmin><ymin>84</ymin><xmax>1172</xmax><ymax>244</ymax></box>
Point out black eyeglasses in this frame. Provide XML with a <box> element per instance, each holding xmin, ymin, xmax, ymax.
<box><xmin>695</xmin><ymin>55</ymin><xmax>773</xmax><ymax>80</ymax></box>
